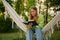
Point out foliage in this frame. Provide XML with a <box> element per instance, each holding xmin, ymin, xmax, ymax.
<box><xmin>26</xmin><ymin>0</ymin><xmax>36</xmax><ymax>12</ymax></box>
<box><xmin>44</xmin><ymin>0</ymin><xmax>60</xmax><ymax>7</ymax></box>
<box><xmin>6</xmin><ymin>0</ymin><xmax>13</xmax><ymax>6</ymax></box>
<box><xmin>43</xmin><ymin>0</ymin><xmax>60</xmax><ymax>25</ymax></box>
<box><xmin>0</xmin><ymin>1</ymin><xmax>5</xmax><ymax>12</ymax></box>
<box><xmin>0</xmin><ymin>15</ymin><xmax>11</xmax><ymax>33</ymax></box>
<box><xmin>50</xmin><ymin>0</ymin><xmax>60</xmax><ymax>7</ymax></box>
<box><xmin>0</xmin><ymin>15</ymin><xmax>19</xmax><ymax>33</ymax></box>
<box><xmin>15</xmin><ymin>0</ymin><xmax>24</xmax><ymax>15</ymax></box>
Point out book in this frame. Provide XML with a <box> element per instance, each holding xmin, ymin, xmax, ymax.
<box><xmin>23</xmin><ymin>20</ymin><xmax>38</xmax><ymax>26</ymax></box>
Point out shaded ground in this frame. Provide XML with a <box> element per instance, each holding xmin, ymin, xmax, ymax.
<box><xmin>0</xmin><ymin>32</ymin><xmax>20</xmax><ymax>40</ymax></box>
<box><xmin>50</xmin><ymin>31</ymin><xmax>60</xmax><ymax>40</ymax></box>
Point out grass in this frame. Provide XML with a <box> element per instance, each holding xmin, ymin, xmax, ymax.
<box><xmin>50</xmin><ymin>31</ymin><xmax>60</xmax><ymax>40</ymax></box>
<box><xmin>0</xmin><ymin>30</ymin><xmax>60</xmax><ymax>40</ymax></box>
<box><xmin>0</xmin><ymin>32</ymin><xmax>21</xmax><ymax>40</ymax></box>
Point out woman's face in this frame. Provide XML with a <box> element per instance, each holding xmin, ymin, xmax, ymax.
<box><xmin>30</xmin><ymin>9</ymin><xmax>37</xmax><ymax>16</ymax></box>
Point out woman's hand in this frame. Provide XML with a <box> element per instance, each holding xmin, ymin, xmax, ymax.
<box><xmin>27</xmin><ymin>23</ymin><xmax>32</xmax><ymax>28</ymax></box>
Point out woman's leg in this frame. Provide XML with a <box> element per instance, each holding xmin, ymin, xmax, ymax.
<box><xmin>26</xmin><ymin>28</ymin><xmax>34</xmax><ymax>40</ymax></box>
<box><xmin>35</xmin><ymin>28</ymin><xmax>43</xmax><ymax>40</ymax></box>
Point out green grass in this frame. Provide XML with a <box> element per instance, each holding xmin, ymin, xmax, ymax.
<box><xmin>0</xmin><ymin>32</ymin><xmax>21</xmax><ymax>40</ymax></box>
<box><xmin>0</xmin><ymin>31</ymin><xmax>60</xmax><ymax>40</ymax></box>
<box><xmin>50</xmin><ymin>31</ymin><xmax>60</xmax><ymax>40</ymax></box>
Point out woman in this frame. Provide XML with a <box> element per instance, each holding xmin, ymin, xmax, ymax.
<box><xmin>26</xmin><ymin>6</ymin><xmax>42</xmax><ymax>40</ymax></box>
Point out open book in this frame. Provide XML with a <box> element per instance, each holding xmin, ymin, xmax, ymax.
<box><xmin>23</xmin><ymin>20</ymin><xmax>38</xmax><ymax>26</ymax></box>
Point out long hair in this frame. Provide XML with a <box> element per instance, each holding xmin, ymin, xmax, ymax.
<box><xmin>30</xmin><ymin>6</ymin><xmax>38</xmax><ymax>20</ymax></box>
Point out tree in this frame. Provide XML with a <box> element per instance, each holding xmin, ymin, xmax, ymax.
<box><xmin>43</xmin><ymin>0</ymin><xmax>49</xmax><ymax>25</ymax></box>
<box><xmin>15</xmin><ymin>0</ymin><xmax>24</xmax><ymax>15</ymax></box>
<box><xmin>0</xmin><ymin>15</ymin><xmax>12</xmax><ymax>33</ymax></box>
<box><xmin>44</xmin><ymin>0</ymin><xmax>60</xmax><ymax>9</ymax></box>
<box><xmin>6</xmin><ymin>0</ymin><xmax>13</xmax><ymax>6</ymax></box>
<box><xmin>0</xmin><ymin>0</ymin><xmax>19</xmax><ymax>33</ymax></box>
<box><xmin>0</xmin><ymin>0</ymin><xmax>5</xmax><ymax>13</ymax></box>
<box><xmin>26</xmin><ymin>0</ymin><xmax>36</xmax><ymax>12</ymax></box>
<box><xmin>15</xmin><ymin>0</ymin><xmax>28</xmax><ymax>21</ymax></box>
<box><xmin>43</xmin><ymin>0</ymin><xmax>60</xmax><ymax>25</ymax></box>
<box><xmin>49</xmin><ymin>0</ymin><xmax>60</xmax><ymax>7</ymax></box>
